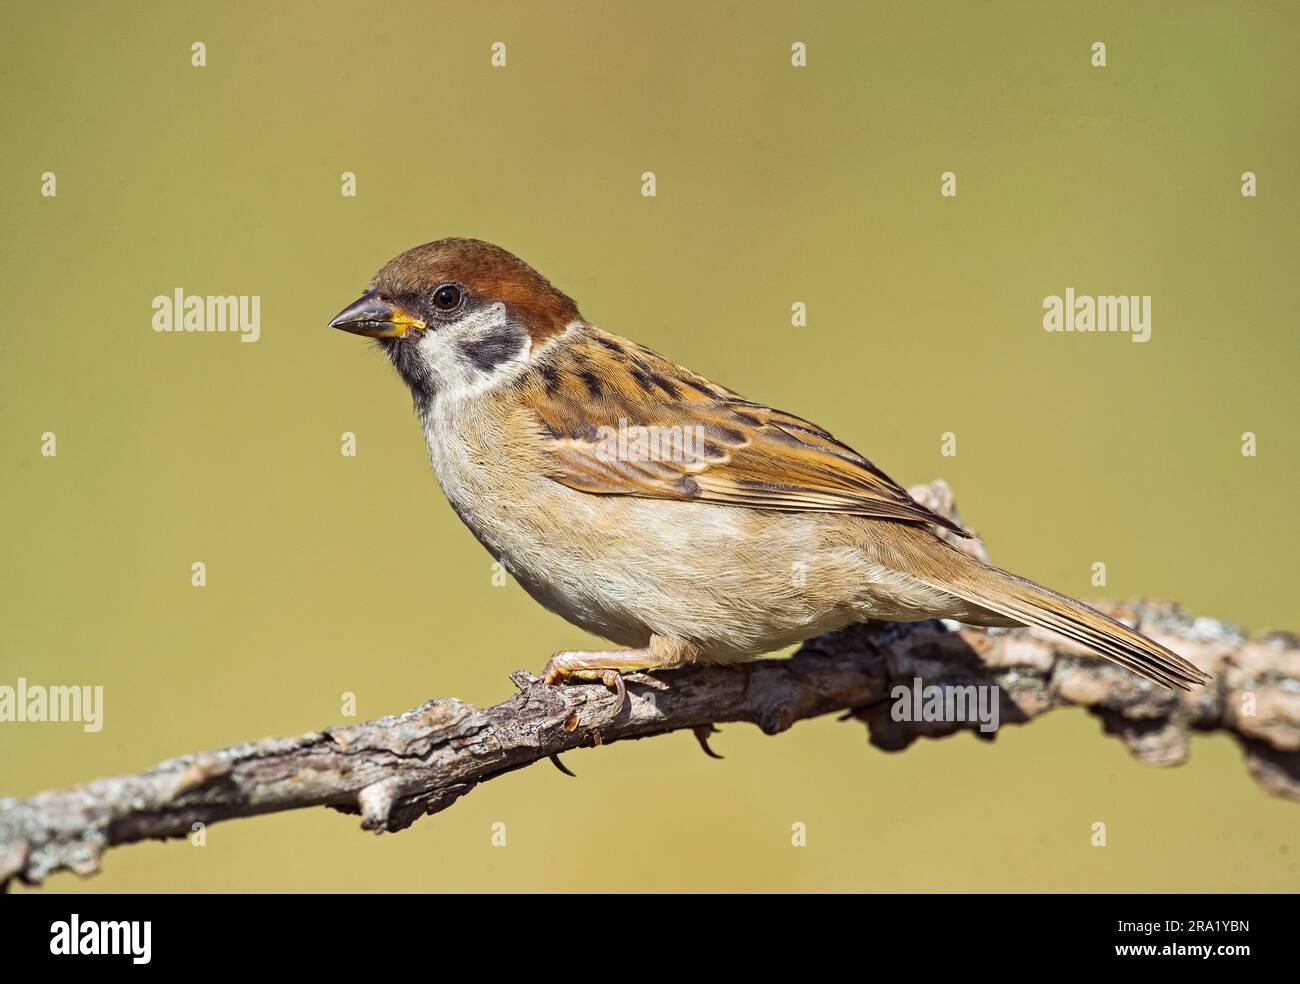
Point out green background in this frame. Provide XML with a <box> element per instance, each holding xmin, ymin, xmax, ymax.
<box><xmin>2</xmin><ymin>1</ymin><xmax>1296</xmax><ymax>891</ymax></box>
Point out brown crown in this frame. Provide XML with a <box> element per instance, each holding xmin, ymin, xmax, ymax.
<box><xmin>370</xmin><ymin>238</ymin><xmax>582</xmax><ymax>344</ymax></box>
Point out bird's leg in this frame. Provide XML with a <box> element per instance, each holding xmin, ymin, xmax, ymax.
<box><xmin>542</xmin><ymin>636</ymin><xmax>699</xmax><ymax>715</ymax></box>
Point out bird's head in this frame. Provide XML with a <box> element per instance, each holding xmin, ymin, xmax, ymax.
<box><xmin>329</xmin><ymin>238</ymin><xmax>581</xmax><ymax>409</ymax></box>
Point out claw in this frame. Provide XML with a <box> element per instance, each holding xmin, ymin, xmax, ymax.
<box><xmin>548</xmin><ymin>753</ymin><xmax>577</xmax><ymax>777</ymax></box>
<box><xmin>541</xmin><ymin>655</ymin><xmax>567</xmax><ymax>687</ymax></box>
<box><xmin>543</xmin><ymin>655</ymin><xmax>627</xmax><ymax>718</ymax></box>
<box><xmin>692</xmin><ymin>723</ymin><xmax>724</xmax><ymax>759</ymax></box>
<box><xmin>546</xmin><ymin>753</ymin><xmax>577</xmax><ymax>774</ymax></box>
<box><xmin>600</xmin><ymin>670</ymin><xmax>627</xmax><ymax>717</ymax></box>
<box><xmin>728</xmin><ymin>661</ymin><xmax>753</xmax><ymax>699</ymax></box>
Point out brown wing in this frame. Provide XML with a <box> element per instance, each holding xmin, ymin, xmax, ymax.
<box><xmin>523</xmin><ymin>329</ymin><xmax>971</xmax><ymax>537</ymax></box>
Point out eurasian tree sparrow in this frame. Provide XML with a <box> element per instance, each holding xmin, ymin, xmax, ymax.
<box><xmin>329</xmin><ymin>239</ymin><xmax>1209</xmax><ymax>709</ymax></box>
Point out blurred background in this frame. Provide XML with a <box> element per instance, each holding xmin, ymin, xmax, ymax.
<box><xmin>1</xmin><ymin>0</ymin><xmax>1296</xmax><ymax>891</ymax></box>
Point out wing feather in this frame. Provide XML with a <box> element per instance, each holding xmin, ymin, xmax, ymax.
<box><xmin>523</xmin><ymin>329</ymin><xmax>971</xmax><ymax>537</ymax></box>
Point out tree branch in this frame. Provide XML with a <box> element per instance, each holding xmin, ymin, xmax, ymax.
<box><xmin>3</xmin><ymin>483</ymin><xmax>1296</xmax><ymax>888</ymax></box>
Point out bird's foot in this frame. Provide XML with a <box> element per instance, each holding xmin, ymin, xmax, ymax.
<box><xmin>542</xmin><ymin>649</ymin><xmax>650</xmax><ymax>717</ymax></box>
<box><xmin>540</xmin><ymin>639</ymin><xmax>702</xmax><ymax>719</ymax></box>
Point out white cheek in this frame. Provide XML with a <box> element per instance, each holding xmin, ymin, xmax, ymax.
<box><xmin>414</xmin><ymin>301</ymin><xmax>517</xmax><ymax>398</ymax></box>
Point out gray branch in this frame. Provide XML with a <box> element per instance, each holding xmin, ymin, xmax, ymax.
<box><xmin>2</xmin><ymin>482</ymin><xmax>1296</xmax><ymax>888</ymax></box>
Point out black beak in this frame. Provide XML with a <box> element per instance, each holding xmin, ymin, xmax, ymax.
<box><xmin>328</xmin><ymin>291</ymin><xmax>426</xmax><ymax>338</ymax></box>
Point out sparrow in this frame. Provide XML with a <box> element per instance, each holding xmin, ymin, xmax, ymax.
<box><xmin>329</xmin><ymin>238</ymin><xmax>1209</xmax><ymax>710</ymax></box>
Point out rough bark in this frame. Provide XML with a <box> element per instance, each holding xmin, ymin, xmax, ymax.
<box><xmin>2</xmin><ymin>482</ymin><xmax>1295</xmax><ymax>888</ymax></box>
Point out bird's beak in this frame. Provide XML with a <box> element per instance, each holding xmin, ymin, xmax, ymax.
<box><xmin>328</xmin><ymin>291</ymin><xmax>426</xmax><ymax>338</ymax></box>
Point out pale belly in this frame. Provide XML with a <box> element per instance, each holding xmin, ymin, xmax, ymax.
<box><xmin>422</xmin><ymin>411</ymin><xmax>949</xmax><ymax>662</ymax></box>
<box><xmin>471</xmin><ymin>492</ymin><xmax>876</xmax><ymax>659</ymax></box>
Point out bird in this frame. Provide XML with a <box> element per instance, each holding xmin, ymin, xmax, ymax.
<box><xmin>328</xmin><ymin>238</ymin><xmax>1210</xmax><ymax>711</ymax></box>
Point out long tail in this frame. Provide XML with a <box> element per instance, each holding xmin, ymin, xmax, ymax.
<box><xmin>909</xmin><ymin>547</ymin><xmax>1210</xmax><ymax>691</ymax></box>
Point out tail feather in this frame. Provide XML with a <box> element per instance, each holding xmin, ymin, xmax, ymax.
<box><xmin>916</xmin><ymin>559</ymin><xmax>1210</xmax><ymax>691</ymax></box>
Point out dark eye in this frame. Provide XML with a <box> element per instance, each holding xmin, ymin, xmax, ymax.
<box><xmin>432</xmin><ymin>284</ymin><xmax>462</xmax><ymax>311</ymax></box>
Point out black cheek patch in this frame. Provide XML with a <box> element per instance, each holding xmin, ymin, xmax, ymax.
<box><xmin>458</xmin><ymin>323</ymin><xmax>528</xmax><ymax>373</ymax></box>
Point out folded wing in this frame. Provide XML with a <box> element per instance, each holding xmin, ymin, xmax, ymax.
<box><xmin>525</xmin><ymin>330</ymin><xmax>971</xmax><ymax>537</ymax></box>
